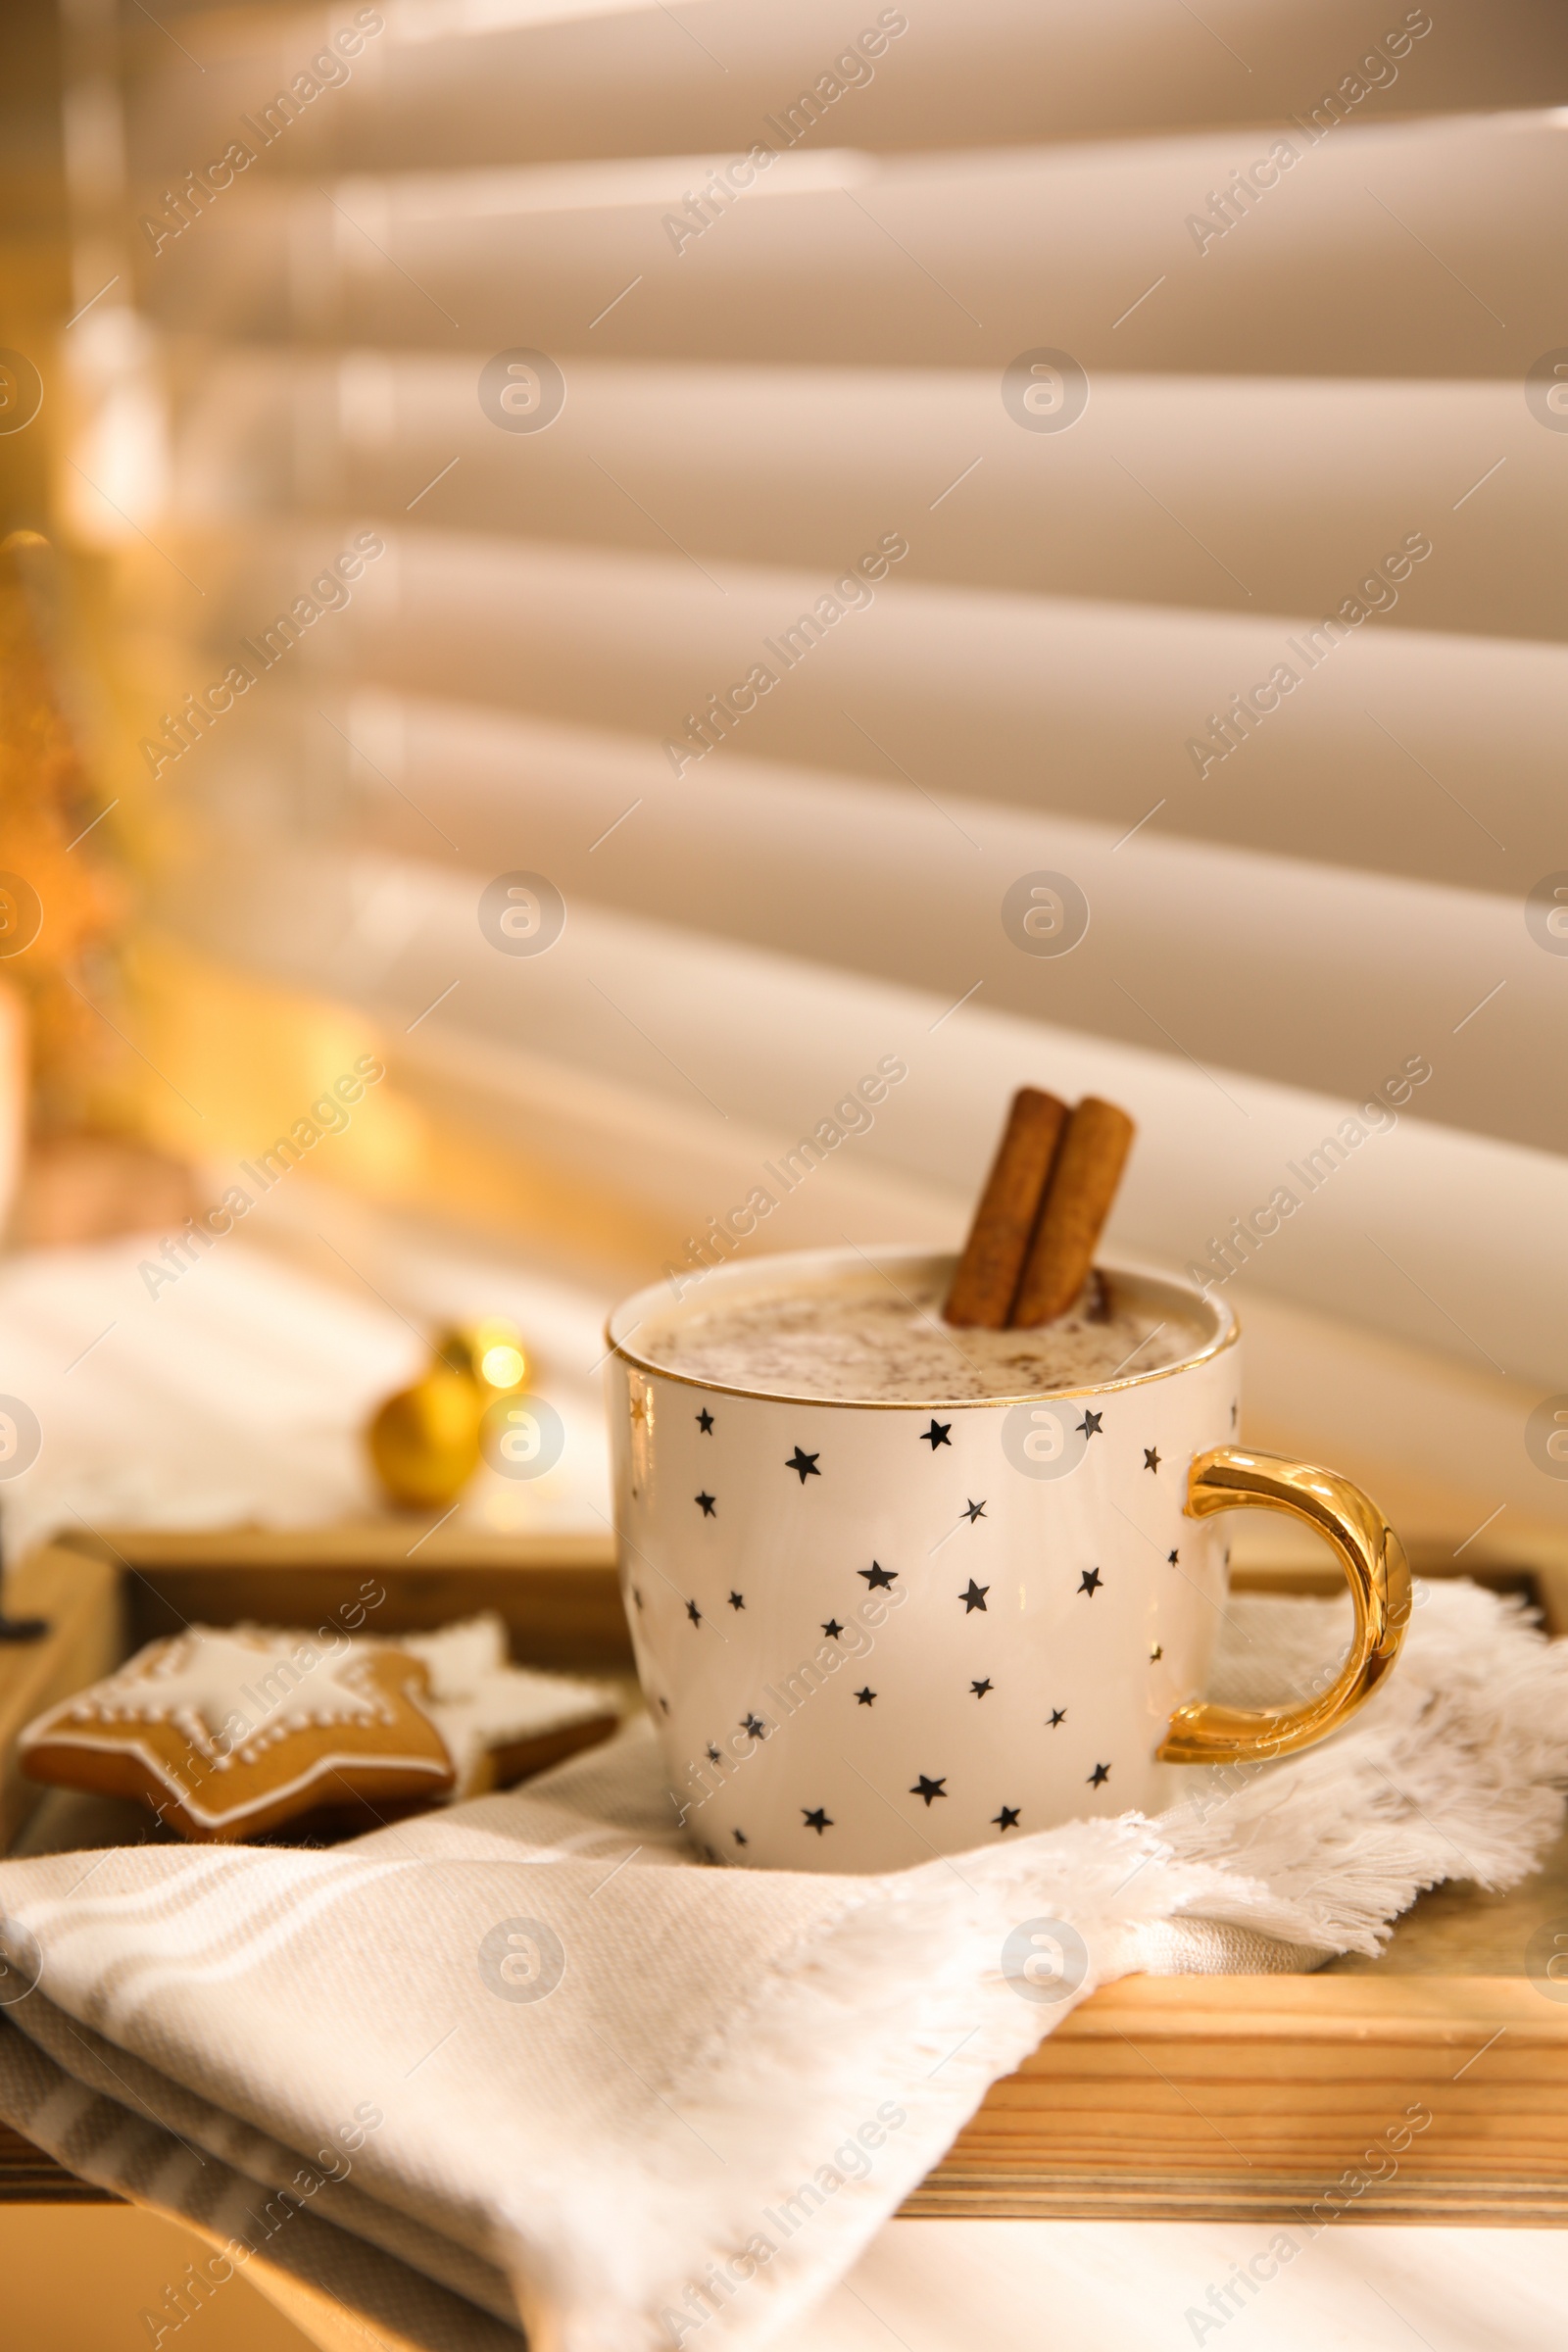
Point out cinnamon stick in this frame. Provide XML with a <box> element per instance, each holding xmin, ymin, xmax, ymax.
<box><xmin>943</xmin><ymin>1088</ymin><xmax>1067</xmax><ymax>1327</ymax></box>
<box><xmin>1010</xmin><ymin>1097</ymin><xmax>1135</xmax><ymax>1327</ymax></box>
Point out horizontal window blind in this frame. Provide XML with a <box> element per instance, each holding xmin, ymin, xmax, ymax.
<box><xmin>62</xmin><ymin>0</ymin><xmax>1568</xmax><ymax>1526</ymax></box>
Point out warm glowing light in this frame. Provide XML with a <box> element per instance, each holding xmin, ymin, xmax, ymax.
<box><xmin>480</xmin><ymin>1343</ymin><xmax>525</xmax><ymax>1389</ymax></box>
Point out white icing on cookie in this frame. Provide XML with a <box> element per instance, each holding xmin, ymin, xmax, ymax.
<box><xmin>75</xmin><ymin>1630</ymin><xmax>381</xmax><ymax>1764</ymax></box>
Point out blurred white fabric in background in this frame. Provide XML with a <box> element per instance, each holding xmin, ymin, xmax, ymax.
<box><xmin>0</xmin><ymin>1192</ymin><xmax>614</xmax><ymax>1559</ymax></box>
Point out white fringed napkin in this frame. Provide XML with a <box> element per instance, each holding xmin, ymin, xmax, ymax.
<box><xmin>1</xmin><ymin>1580</ymin><xmax>1564</xmax><ymax>2352</ymax></box>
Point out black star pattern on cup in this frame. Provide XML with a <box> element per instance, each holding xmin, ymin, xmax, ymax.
<box><xmin>632</xmin><ymin>1587</ymin><xmax>644</xmax><ymax>1610</ymax></box>
<box><xmin>921</xmin><ymin>1419</ymin><xmax>953</xmax><ymax>1449</ymax></box>
<box><xmin>1078</xmin><ymin>1566</ymin><xmax>1102</xmax><ymax>1596</ymax></box>
<box><xmin>822</xmin><ymin>1618</ymin><xmax>844</xmax><ymax>1640</ymax></box>
<box><xmin>910</xmin><ymin>1774</ymin><xmax>948</xmax><ymax>1806</ymax></box>
<box><xmin>856</xmin><ymin>1687</ymin><xmax>876</xmax><ymax>1706</ymax></box>
<box><xmin>1047</xmin><ymin>1707</ymin><xmax>1067</xmax><ymax>1728</ymax></box>
<box><xmin>859</xmin><ymin>1561</ymin><xmax>897</xmax><ymax>1590</ymax></box>
<box><xmin>732</xmin><ymin>1827</ymin><xmax>747</xmax><ymax>1846</ymax></box>
<box><xmin>1144</xmin><ymin>1447</ymin><xmax>1160</xmax><ymax>1473</ymax></box>
<box><xmin>1168</xmin><ymin>1548</ymin><xmax>1180</xmax><ymax>1567</ymax></box>
<box><xmin>695</xmin><ymin>1492</ymin><xmax>716</xmax><ymax>1517</ymax></box>
<box><xmin>803</xmin><ymin>1806</ymin><xmax>833</xmax><ymax>1834</ymax></box>
<box><xmin>1078</xmin><ymin>1409</ymin><xmax>1103</xmax><ymax>1438</ymax></box>
<box><xmin>786</xmin><ymin>1446</ymin><xmax>821</xmax><ymax>1482</ymax></box>
<box><xmin>993</xmin><ymin>1805</ymin><xmax>1020</xmax><ymax>1831</ymax></box>
<box><xmin>960</xmin><ymin>1579</ymin><xmax>990</xmax><ymax>1612</ymax></box>
<box><xmin>697</xmin><ymin>1408</ymin><xmax>714</xmax><ymax>1433</ymax></box>
<box><xmin>740</xmin><ymin>1712</ymin><xmax>766</xmax><ymax>1739</ymax></box>
<box><xmin>706</xmin><ymin>1742</ymin><xmax>721</xmax><ymax>1764</ymax></box>
<box><xmin>1087</xmin><ymin>1762</ymin><xmax>1111</xmax><ymax>1788</ymax></box>
<box><xmin>659</xmin><ymin>1696</ymin><xmax>670</xmax><ymax>1714</ymax></box>
<box><xmin>962</xmin><ymin>1499</ymin><xmax>987</xmax><ymax>1522</ymax></box>
<box><xmin>686</xmin><ymin>1598</ymin><xmax>703</xmax><ymax>1626</ymax></box>
<box><xmin>971</xmin><ymin>1678</ymin><xmax>993</xmax><ymax>1698</ymax></box>
<box><xmin>728</xmin><ymin>1591</ymin><xmax>745</xmax><ymax>1610</ymax></box>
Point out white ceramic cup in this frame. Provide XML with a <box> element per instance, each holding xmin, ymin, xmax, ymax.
<box><xmin>606</xmin><ymin>1248</ymin><xmax>1408</xmax><ymax>1874</ymax></box>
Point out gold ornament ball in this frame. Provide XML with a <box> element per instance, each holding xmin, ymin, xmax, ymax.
<box><xmin>368</xmin><ymin>1367</ymin><xmax>483</xmax><ymax>1509</ymax></box>
<box><xmin>366</xmin><ymin>1319</ymin><xmax>529</xmax><ymax>1510</ymax></box>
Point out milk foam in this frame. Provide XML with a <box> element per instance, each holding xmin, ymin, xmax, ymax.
<box><xmin>637</xmin><ymin>1269</ymin><xmax>1206</xmax><ymax>1402</ymax></box>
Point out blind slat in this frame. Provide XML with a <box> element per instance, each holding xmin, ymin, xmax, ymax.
<box><xmin>140</xmin><ymin>116</ymin><xmax>1566</xmax><ymax>375</ymax></box>
<box><xmin>166</xmin><ymin>356</ymin><xmax>1565</xmax><ymax>645</ymax></box>
<box><xmin>125</xmin><ymin>0</ymin><xmax>1566</xmax><ymax>172</ymax></box>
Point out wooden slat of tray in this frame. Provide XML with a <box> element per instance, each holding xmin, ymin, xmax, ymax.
<box><xmin>62</xmin><ymin>1523</ymin><xmax>635</xmax><ymax>1672</ymax></box>
<box><xmin>911</xmin><ymin>1975</ymin><xmax>1568</xmax><ymax>2223</ymax></box>
<box><xmin>0</xmin><ymin>1545</ymin><xmax>122</xmax><ymax>1854</ymax></box>
<box><xmin>0</xmin><ymin>2117</ymin><xmax>115</xmax><ymax>2203</ymax></box>
<box><xmin>5</xmin><ymin>1527</ymin><xmax>1566</xmax><ymax>2222</ymax></box>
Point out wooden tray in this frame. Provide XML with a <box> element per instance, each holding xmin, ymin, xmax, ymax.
<box><xmin>3</xmin><ymin>1525</ymin><xmax>1566</xmax><ymax>2224</ymax></box>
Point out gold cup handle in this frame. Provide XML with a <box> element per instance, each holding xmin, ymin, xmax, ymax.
<box><xmin>1156</xmin><ymin>1446</ymin><xmax>1412</xmax><ymax>1767</ymax></box>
